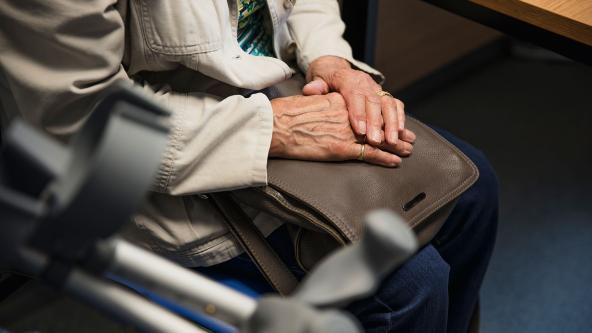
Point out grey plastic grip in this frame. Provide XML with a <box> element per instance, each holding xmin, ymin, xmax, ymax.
<box><xmin>293</xmin><ymin>209</ymin><xmax>418</xmax><ymax>307</ymax></box>
<box><xmin>26</xmin><ymin>82</ymin><xmax>171</xmax><ymax>261</ymax></box>
<box><xmin>242</xmin><ymin>296</ymin><xmax>360</xmax><ymax>333</ymax></box>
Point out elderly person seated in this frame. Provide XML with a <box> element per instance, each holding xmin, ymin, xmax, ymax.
<box><xmin>0</xmin><ymin>1</ymin><xmax>497</xmax><ymax>332</ymax></box>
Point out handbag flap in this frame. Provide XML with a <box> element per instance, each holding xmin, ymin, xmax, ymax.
<box><xmin>264</xmin><ymin>117</ymin><xmax>479</xmax><ymax>242</ymax></box>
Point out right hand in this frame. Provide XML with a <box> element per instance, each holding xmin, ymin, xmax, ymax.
<box><xmin>269</xmin><ymin>93</ymin><xmax>415</xmax><ymax>167</ymax></box>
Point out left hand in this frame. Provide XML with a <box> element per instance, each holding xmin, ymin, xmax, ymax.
<box><xmin>303</xmin><ymin>55</ymin><xmax>412</xmax><ymax>148</ymax></box>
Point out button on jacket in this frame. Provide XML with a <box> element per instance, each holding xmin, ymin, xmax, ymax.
<box><xmin>0</xmin><ymin>0</ymin><xmax>383</xmax><ymax>266</ymax></box>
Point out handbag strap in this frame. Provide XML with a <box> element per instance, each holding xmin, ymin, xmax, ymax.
<box><xmin>209</xmin><ymin>192</ymin><xmax>298</xmax><ymax>296</ymax></box>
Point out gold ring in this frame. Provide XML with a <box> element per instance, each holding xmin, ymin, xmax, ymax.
<box><xmin>357</xmin><ymin>144</ymin><xmax>366</xmax><ymax>161</ymax></box>
<box><xmin>376</xmin><ymin>90</ymin><xmax>393</xmax><ymax>98</ymax></box>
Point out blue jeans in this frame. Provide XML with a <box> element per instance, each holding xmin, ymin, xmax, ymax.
<box><xmin>196</xmin><ymin>126</ymin><xmax>499</xmax><ymax>333</ymax></box>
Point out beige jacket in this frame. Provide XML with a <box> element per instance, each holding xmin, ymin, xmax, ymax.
<box><xmin>0</xmin><ymin>0</ymin><xmax>382</xmax><ymax>266</ymax></box>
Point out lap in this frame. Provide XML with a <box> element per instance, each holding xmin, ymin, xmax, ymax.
<box><xmin>196</xmin><ymin>124</ymin><xmax>497</xmax><ymax>333</ymax></box>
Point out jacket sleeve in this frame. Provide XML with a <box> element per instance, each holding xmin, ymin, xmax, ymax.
<box><xmin>0</xmin><ymin>0</ymin><xmax>273</xmax><ymax>195</ymax></box>
<box><xmin>287</xmin><ymin>0</ymin><xmax>384</xmax><ymax>83</ymax></box>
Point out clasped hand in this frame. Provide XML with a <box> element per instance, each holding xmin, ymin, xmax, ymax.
<box><xmin>269</xmin><ymin>56</ymin><xmax>416</xmax><ymax>167</ymax></box>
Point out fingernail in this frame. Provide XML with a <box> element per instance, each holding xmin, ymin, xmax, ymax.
<box><xmin>371</xmin><ymin>131</ymin><xmax>381</xmax><ymax>143</ymax></box>
<box><xmin>390</xmin><ymin>130</ymin><xmax>399</xmax><ymax>143</ymax></box>
<box><xmin>358</xmin><ymin>121</ymin><xmax>367</xmax><ymax>134</ymax></box>
<box><xmin>391</xmin><ymin>157</ymin><xmax>401</xmax><ymax>167</ymax></box>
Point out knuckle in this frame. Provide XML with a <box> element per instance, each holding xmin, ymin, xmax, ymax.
<box><xmin>372</xmin><ymin>117</ymin><xmax>384</xmax><ymax>128</ymax></box>
<box><xmin>351</xmin><ymin>108</ymin><xmax>365</xmax><ymax>118</ymax></box>
<box><xmin>385</xmin><ymin>98</ymin><xmax>398</xmax><ymax>110</ymax></box>
<box><xmin>367</xmin><ymin>94</ymin><xmax>382</xmax><ymax>105</ymax></box>
<box><xmin>354</xmin><ymin>70</ymin><xmax>366</xmax><ymax>78</ymax></box>
<box><xmin>326</xmin><ymin>92</ymin><xmax>338</xmax><ymax>101</ymax></box>
<box><xmin>358</xmin><ymin>71</ymin><xmax>372</xmax><ymax>81</ymax></box>
<box><xmin>327</xmin><ymin>92</ymin><xmax>346</xmax><ymax>109</ymax></box>
<box><xmin>328</xmin><ymin>142</ymin><xmax>346</xmax><ymax>158</ymax></box>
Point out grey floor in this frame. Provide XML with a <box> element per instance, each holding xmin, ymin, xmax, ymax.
<box><xmin>2</xmin><ymin>57</ymin><xmax>592</xmax><ymax>333</ymax></box>
<box><xmin>414</xmin><ymin>57</ymin><xmax>592</xmax><ymax>333</ymax></box>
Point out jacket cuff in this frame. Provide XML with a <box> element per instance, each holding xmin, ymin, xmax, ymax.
<box><xmin>148</xmin><ymin>86</ymin><xmax>274</xmax><ymax>194</ymax></box>
<box><xmin>248</xmin><ymin>93</ymin><xmax>274</xmax><ymax>187</ymax></box>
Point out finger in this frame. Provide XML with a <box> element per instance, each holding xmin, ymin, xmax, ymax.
<box><xmin>381</xmin><ymin>97</ymin><xmax>399</xmax><ymax>145</ymax></box>
<box><xmin>343</xmin><ymin>90</ymin><xmax>367</xmax><ymax>135</ymax></box>
<box><xmin>400</xmin><ymin>128</ymin><xmax>416</xmax><ymax>143</ymax></box>
<box><xmin>395</xmin><ymin>99</ymin><xmax>406</xmax><ymax>130</ymax></box>
<box><xmin>350</xmin><ymin>144</ymin><xmax>401</xmax><ymax>167</ymax></box>
<box><xmin>365</xmin><ymin>94</ymin><xmax>384</xmax><ymax>145</ymax></box>
<box><xmin>379</xmin><ymin>140</ymin><xmax>414</xmax><ymax>157</ymax></box>
<box><xmin>302</xmin><ymin>78</ymin><xmax>330</xmax><ymax>96</ymax></box>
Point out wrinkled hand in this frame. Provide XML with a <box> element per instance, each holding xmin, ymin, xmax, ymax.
<box><xmin>269</xmin><ymin>93</ymin><xmax>415</xmax><ymax>167</ymax></box>
<box><xmin>303</xmin><ymin>56</ymin><xmax>413</xmax><ymax>148</ymax></box>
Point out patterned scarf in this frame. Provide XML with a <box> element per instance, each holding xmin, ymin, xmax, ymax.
<box><xmin>237</xmin><ymin>0</ymin><xmax>274</xmax><ymax>57</ymax></box>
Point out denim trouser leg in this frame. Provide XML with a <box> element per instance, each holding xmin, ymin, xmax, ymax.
<box><xmin>347</xmin><ymin>245</ymin><xmax>450</xmax><ymax>333</ymax></box>
<box><xmin>195</xmin><ymin>126</ymin><xmax>498</xmax><ymax>333</ymax></box>
<box><xmin>346</xmin><ymin>127</ymin><xmax>498</xmax><ymax>333</ymax></box>
<box><xmin>430</xmin><ymin>127</ymin><xmax>499</xmax><ymax>333</ymax></box>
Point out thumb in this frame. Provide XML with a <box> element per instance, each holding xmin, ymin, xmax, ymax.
<box><xmin>302</xmin><ymin>78</ymin><xmax>330</xmax><ymax>96</ymax></box>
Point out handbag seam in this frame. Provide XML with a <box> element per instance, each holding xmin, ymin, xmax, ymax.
<box><xmin>270</xmin><ymin>177</ymin><xmax>356</xmax><ymax>240</ymax></box>
<box><xmin>257</xmin><ymin>187</ymin><xmax>347</xmax><ymax>242</ymax></box>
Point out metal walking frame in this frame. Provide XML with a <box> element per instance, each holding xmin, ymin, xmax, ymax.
<box><xmin>0</xmin><ymin>84</ymin><xmax>418</xmax><ymax>333</ymax></box>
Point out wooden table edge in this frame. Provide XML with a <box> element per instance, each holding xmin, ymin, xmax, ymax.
<box><xmin>471</xmin><ymin>0</ymin><xmax>592</xmax><ymax>47</ymax></box>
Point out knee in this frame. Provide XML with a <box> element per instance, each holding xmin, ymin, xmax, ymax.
<box><xmin>377</xmin><ymin>245</ymin><xmax>450</xmax><ymax>316</ymax></box>
<box><xmin>349</xmin><ymin>246</ymin><xmax>449</xmax><ymax>331</ymax></box>
<box><xmin>398</xmin><ymin>245</ymin><xmax>450</xmax><ymax>308</ymax></box>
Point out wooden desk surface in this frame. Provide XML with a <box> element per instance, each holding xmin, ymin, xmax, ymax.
<box><xmin>470</xmin><ymin>0</ymin><xmax>592</xmax><ymax>46</ymax></box>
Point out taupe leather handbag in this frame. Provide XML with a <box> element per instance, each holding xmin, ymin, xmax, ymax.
<box><xmin>210</xmin><ymin>116</ymin><xmax>479</xmax><ymax>295</ymax></box>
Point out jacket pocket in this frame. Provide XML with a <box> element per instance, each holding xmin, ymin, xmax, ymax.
<box><xmin>137</xmin><ymin>0</ymin><xmax>223</xmax><ymax>55</ymax></box>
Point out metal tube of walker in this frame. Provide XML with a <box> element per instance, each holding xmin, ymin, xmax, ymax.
<box><xmin>105</xmin><ymin>238</ymin><xmax>258</xmax><ymax>326</ymax></box>
<box><xmin>15</xmin><ymin>247</ymin><xmax>207</xmax><ymax>333</ymax></box>
<box><xmin>64</xmin><ymin>269</ymin><xmax>209</xmax><ymax>333</ymax></box>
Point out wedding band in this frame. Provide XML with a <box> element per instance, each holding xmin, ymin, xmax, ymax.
<box><xmin>376</xmin><ymin>90</ymin><xmax>393</xmax><ymax>98</ymax></box>
<box><xmin>357</xmin><ymin>144</ymin><xmax>366</xmax><ymax>161</ymax></box>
